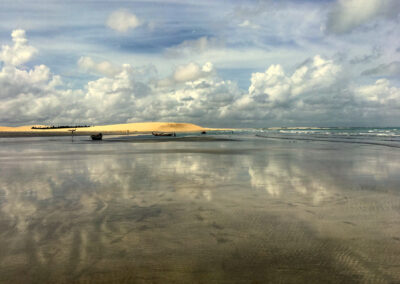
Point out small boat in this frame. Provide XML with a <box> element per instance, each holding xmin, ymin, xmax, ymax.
<box><xmin>91</xmin><ymin>133</ymin><xmax>103</xmax><ymax>140</ymax></box>
<box><xmin>152</xmin><ymin>131</ymin><xmax>176</xmax><ymax>137</ymax></box>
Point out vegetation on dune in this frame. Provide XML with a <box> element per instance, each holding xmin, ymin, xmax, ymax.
<box><xmin>31</xmin><ymin>125</ymin><xmax>92</xmax><ymax>129</ymax></box>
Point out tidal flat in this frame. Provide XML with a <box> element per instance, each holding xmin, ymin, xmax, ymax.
<box><xmin>0</xmin><ymin>136</ymin><xmax>399</xmax><ymax>283</ymax></box>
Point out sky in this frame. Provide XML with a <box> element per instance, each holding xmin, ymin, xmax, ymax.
<box><xmin>0</xmin><ymin>0</ymin><xmax>400</xmax><ymax>127</ymax></box>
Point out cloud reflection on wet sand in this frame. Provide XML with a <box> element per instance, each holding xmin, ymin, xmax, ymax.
<box><xmin>0</xmin><ymin>138</ymin><xmax>400</xmax><ymax>283</ymax></box>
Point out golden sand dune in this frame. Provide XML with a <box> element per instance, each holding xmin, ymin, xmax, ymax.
<box><xmin>88</xmin><ymin>122</ymin><xmax>207</xmax><ymax>132</ymax></box>
<box><xmin>0</xmin><ymin>122</ymin><xmax>210</xmax><ymax>136</ymax></box>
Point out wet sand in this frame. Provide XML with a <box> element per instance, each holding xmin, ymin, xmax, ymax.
<box><xmin>0</xmin><ymin>136</ymin><xmax>399</xmax><ymax>283</ymax></box>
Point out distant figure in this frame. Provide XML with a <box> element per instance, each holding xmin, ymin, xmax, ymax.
<box><xmin>201</xmin><ymin>131</ymin><xmax>207</xmax><ymax>135</ymax></box>
<box><xmin>69</xmin><ymin>129</ymin><xmax>76</xmax><ymax>141</ymax></box>
<box><xmin>91</xmin><ymin>133</ymin><xmax>102</xmax><ymax>140</ymax></box>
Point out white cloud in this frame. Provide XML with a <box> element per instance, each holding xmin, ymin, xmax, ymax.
<box><xmin>0</xmin><ymin>64</ymin><xmax>72</xmax><ymax>124</ymax></box>
<box><xmin>326</xmin><ymin>0</ymin><xmax>400</xmax><ymax>34</ymax></box>
<box><xmin>78</xmin><ymin>56</ymin><xmax>122</xmax><ymax>77</ymax></box>
<box><xmin>173</xmin><ymin>62</ymin><xmax>202</xmax><ymax>83</ymax></box>
<box><xmin>247</xmin><ymin>55</ymin><xmax>342</xmax><ymax>105</ymax></box>
<box><xmin>222</xmin><ymin>55</ymin><xmax>351</xmax><ymax>125</ymax></box>
<box><xmin>2</xmin><ymin>30</ymin><xmax>400</xmax><ymax>127</ymax></box>
<box><xmin>173</xmin><ymin>62</ymin><xmax>214</xmax><ymax>83</ymax></box>
<box><xmin>355</xmin><ymin>79</ymin><xmax>400</xmax><ymax>104</ymax></box>
<box><xmin>106</xmin><ymin>9</ymin><xmax>141</xmax><ymax>32</ymax></box>
<box><xmin>0</xmin><ymin>29</ymin><xmax>37</xmax><ymax>66</ymax></box>
<box><xmin>82</xmin><ymin>65</ymin><xmax>138</xmax><ymax>123</ymax></box>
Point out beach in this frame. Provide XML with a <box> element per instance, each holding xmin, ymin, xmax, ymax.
<box><xmin>0</xmin><ymin>122</ymin><xmax>211</xmax><ymax>137</ymax></box>
<box><xmin>2</xmin><ymin>0</ymin><xmax>400</xmax><ymax>282</ymax></box>
<box><xmin>0</xmin><ymin>133</ymin><xmax>399</xmax><ymax>283</ymax></box>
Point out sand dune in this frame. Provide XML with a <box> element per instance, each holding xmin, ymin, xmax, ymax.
<box><xmin>0</xmin><ymin>122</ymin><xmax>210</xmax><ymax>136</ymax></box>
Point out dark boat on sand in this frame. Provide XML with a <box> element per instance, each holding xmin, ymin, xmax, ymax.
<box><xmin>91</xmin><ymin>133</ymin><xmax>103</xmax><ymax>140</ymax></box>
<box><xmin>152</xmin><ymin>131</ymin><xmax>176</xmax><ymax>137</ymax></box>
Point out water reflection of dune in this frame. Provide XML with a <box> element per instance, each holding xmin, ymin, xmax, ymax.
<box><xmin>1</xmin><ymin>140</ymin><xmax>400</xmax><ymax>282</ymax></box>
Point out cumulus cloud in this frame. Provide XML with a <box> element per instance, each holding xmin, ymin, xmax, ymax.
<box><xmin>0</xmin><ymin>30</ymin><xmax>240</xmax><ymax>126</ymax></box>
<box><xmin>326</xmin><ymin>0</ymin><xmax>400</xmax><ymax>34</ymax></box>
<box><xmin>361</xmin><ymin>61</ymin><xmax>400</xmax><ymax>76</ymax></box>
<box><xmin>0</xmin><ymin>29</ymin><xmax>37</xmax><ymax>66</ymax></box>
<box><xmin>106</xmin><ymin>9</ymin><xmax>141</xmax><ymax>32</ymax></box>
<box><xmin>247</xmin><ymin>55</ymin><xmax>342</xmax><ymax>105</ymax></box>
<box><xmin>85</xmin><ymin>60</ymin><xmax>238</xmax><ymax>124</ymax></box>
<box><xmin>157</xmin><ymin>62</ymin><xmax>215</xmax><ymax>88</ymax></box>
<box><xmin>78</xmin><ymin>56</ymin><xmax>122</xmax><ymax>77</ymax></box>
<box><xmin>83</xmin><ymin>64</ymin><xmax>137</xmax><ymax>122</ymax></box>
<box><xmin>223</xmin><ymin>55</ymin><xmax>352</xmax><ymax>125</ymax></box>
<box><xmin>355</xmin><ymin>79</ymin><xmax>400</xmax><ymax>104</ymax></box>
<box><xmin>0</xmin><ymin>65</ymin><xmax>70</xmax><ymax>124</ymax></box>
<box><xmin>173</xmin><ymin>62</ymin><xmax>214</xmax><ymax>83</ymax></box>
<box><xmin>2</xmin><ymin>29</ymin><xmax>400</xmax><ymax>127</ymax></box>
<box><xmin>232</xmin><ymin>55</ymin><xmax>400</xmax><ymax>126</ymax></box>
<box><xmin>174</xmin><ymin>62</ymin><xmax>202</xmax><ymax>83</ymax></box>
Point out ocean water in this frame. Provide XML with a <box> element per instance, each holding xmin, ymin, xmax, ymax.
<box><xmin>210</xmin><ymin>127</ymin><xmax>400</xmax><ymax>148</ymax></box>
<box><xmin>230</xmin><ymin>127</ymin><xmax>400</xmax><ymax>137</ymax></box>
<box><xmin>0</xmin><ymin>132</ymin><xmax>400</xmax><ymax>283</ymax></box>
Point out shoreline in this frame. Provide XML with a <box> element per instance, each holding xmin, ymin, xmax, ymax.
<box><xmin>0</xmin><ymin>122</ymin><xmax>231</xmax><ymax>137</ymax></box>
<box><xmin>0</xmin><ymin>131</ymin><xmax>150</xmax><ymax>137</ymax></box>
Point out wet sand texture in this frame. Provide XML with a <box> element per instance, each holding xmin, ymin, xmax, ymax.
<box><xmin>0</xmin><ymin>137</ymin><xmax>399</xmax><ymax>283</ymax></box>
